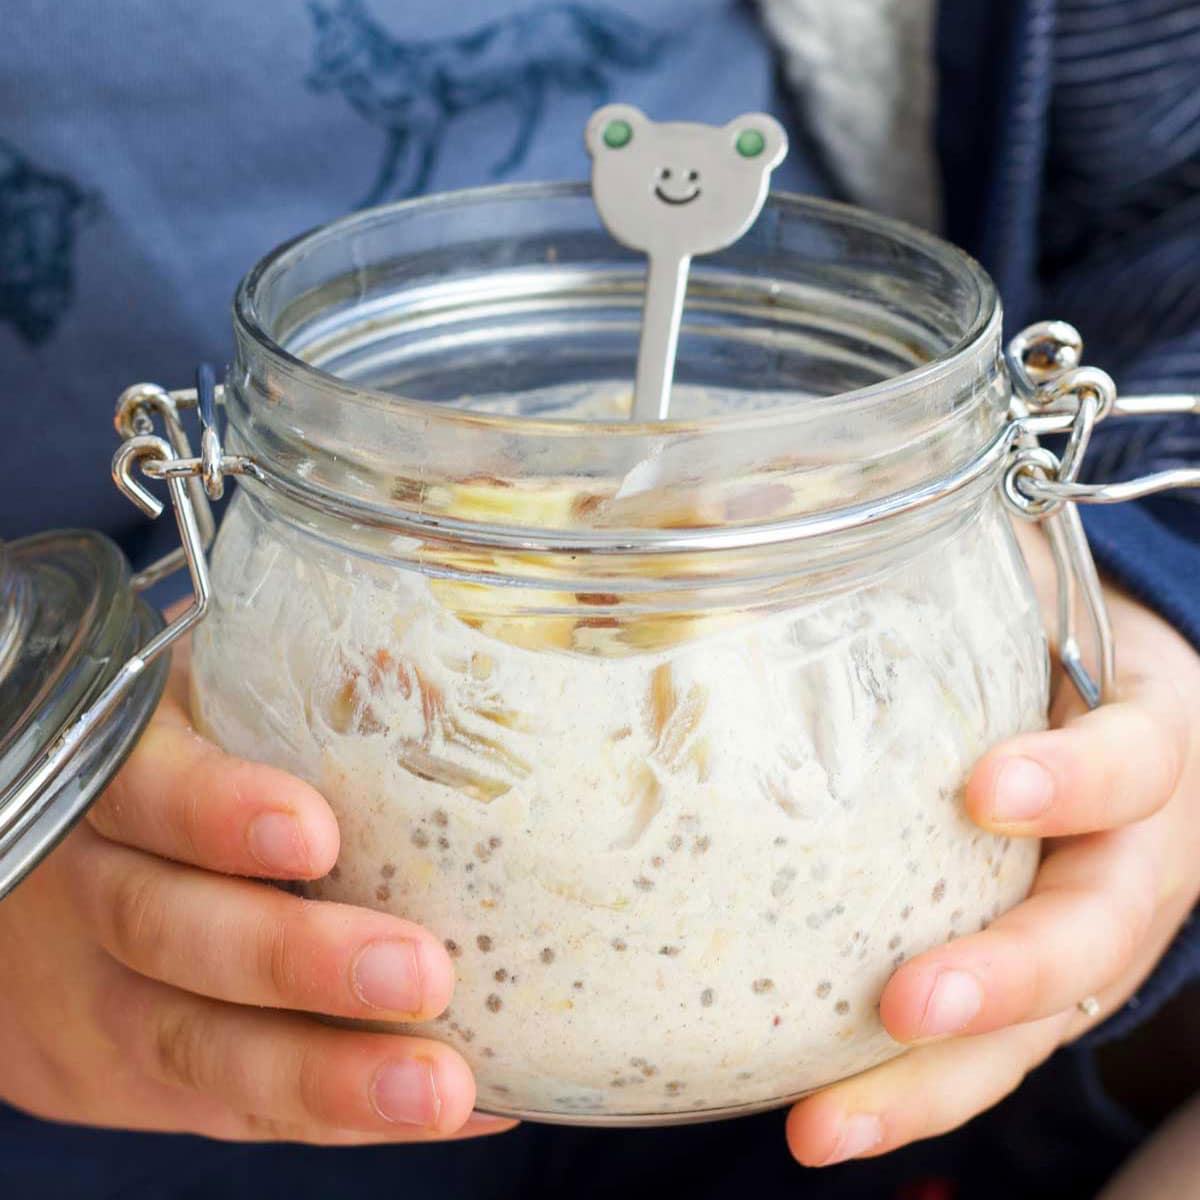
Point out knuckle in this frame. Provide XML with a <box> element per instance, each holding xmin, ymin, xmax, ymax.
<box><xmin>107</xmin><ymin>867</ymin><xmax>168</xmax><ymax>967</ymax></box>
<box><xmin>177</xmin><ymin>784</ymin><xmax>205</xmax><ymax>861</ymax></box>
<box><xmin>257</xmin><ymin>913</ymin><xmax>302</xmax><ymax>1003</ymax></box>
<box><xmin>241</xmin><ymin>1112</ymin><xmax>303</xmax><ymax>1142</ymax></box>
<box><xmin>295</xmin><ymin>1045</ymin><xmax>333</xmax><ymax>1126</ymax></box>
<box><xmin>154</xmin><ymin>1006</ymin><xmax>212</xmax><ymax>1093</ymax></box>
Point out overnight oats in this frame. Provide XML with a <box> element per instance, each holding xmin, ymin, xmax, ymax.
<box><xmin>190</xmin><ymin>185</ymin><xmax>1050</xmax><ymax>1123</ymax></box>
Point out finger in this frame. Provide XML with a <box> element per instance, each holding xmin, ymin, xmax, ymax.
<box><xmin>786</xmin><ymin>1009</ymin><xmax>1069</xmax><ymax>1166</ymax></box>
<box><xmin>966</xmin><ymin>674</ymin><xmax>1189</xmax><ymax>836</ymax></box>
<box><xmin>88</xmin><ymin>686</ymin><xmax>339</xmax><ymax>879</ymax></box>
<box><xmin>209</xmin><ymin>1110</ymin><xmax>518</xmax><ymax>1146</ymax></box>
<box><xmin>878</xmin><ymin>822</ymin><xmax>1162</xmax><ymax>1043</ymax></box>
<box><xmin>98</xmin><ymin>969</ymin><xmax>478</xmax><ymax>1138</ymax></box>
<box><xmin>70</xmin><ymin>828</ymin><xmax>454</xmax><ymax>1021</ymax></box>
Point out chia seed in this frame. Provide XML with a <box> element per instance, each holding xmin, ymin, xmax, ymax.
<box><xmin>751</xmin><ymin>978</ymin><xmax>775</xmax><ymax>994</ymax></box>
<box><xmin>700</xmin><ymin>988</ymin><xmax>715</xmax><ymax>1007</ymax></box>
<box><xmin>381</xmin><ymin>862</ymin><xmax>396</xmax><ymax>877</ymax></box>
<box><xmin>445</xmin><ymin>939</ymin><xmax>462</xmax><ymax>958</ymax></box>
<box><xmin>887</xmin><ymin>935</ymin><xmax>902</xmax><ymax>951</ymax></box>
<box><xmin>633</xmin><ymin>875</ymin><xmax>655</xmax><ymax>891</ymax></box>
<box><xmin>664</xmin><ymin>1081</ymin><xmax>685</xmax><ymax>1095</ymax></box>
<box><xmin>932</xmin><ymin>878</ymin><xmax>947</xmax><ymax>903</ymax></box>
<box><xmin>692</xmin><ymin>836</ymin><xmax>712</xmax><ymax>855</ymax></box>
<box><xmin>659</xmin><ymin>945</ymin><xmax>680</xmax><ymax>957</ymax></box>
<box><xmin>816</xmin><ymin>981</ymin><xmax>832</xmax><ymax>998</ymax></box>
<box><xmin>477</xmin><ymin>935</ymin><xmax>493</xmax><ymax>952</ymax></box>
<box><xmin>668</xmin><ymin>835</ymin><xmax>683</xmax><ymax>852</ymax></box>
<box><xmin>770</xmin><ymin>867</ymin><xmax>797</xmax><ymax>899</ymax></box>
<box><xmin>433</xmin><ymin>809</ymin><xmax>448</xmax><ymax>827</ymax></box>
<box><xmin>611</xmin><ymin>938</ymin><xmax>627</xmax><ymax>952</ymax></box>
<box><xmin>540</xmin><ymin>947</ymin><xmax>555</xmax><ymax>964</ymax></box>
<box><xmin>835</xmin><ymin>1000</ymin><xmax>850</xmax><ymax>1015</ymax></box>
<box><xmin>486</xmin><ymin>994</ymin><xmax>502</xmax><ymax>1012</ymax></box>
<box><xmin>375</xmin><ymin>884</ymin><xmax>391</xmax><ymax>902</ymax></box>
<box><xmin>438</xmin><ymin>836</ymin><xmax>450</xmax><ymax>851</ymax></box>
<box><xmin>494</xmin><ymin>968</ymin><xmax>508</xmax><ymax>983</ymax></box>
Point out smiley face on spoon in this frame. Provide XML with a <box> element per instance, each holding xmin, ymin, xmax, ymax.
<box><xmin>654</xmin><ymin>165</ymin><xmax>701</xmax><ymax>206</ymax></box>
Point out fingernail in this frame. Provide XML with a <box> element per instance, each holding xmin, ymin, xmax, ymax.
<box><xmin>990</xmin><ymin>757</ymin><xmax>1055</xmax><ymax>823</ymax></box>
<box><xmin>919</xmin><ymin>968</ymin><xmax>983</xmax><ymax>1038</ymax></box>
<box><xmin>819</xmin><ymin>1114</ymin><xmax>883</xmax><ymax>1165</ymax></box>
<box><xmin>352</xmin><ymin>940</ymin><xmax>424</xmax><ymax>1014</ymax></box>
<box><xmin>247</xmin><ymin>812</ymin><xmax>311</xmax><ymax>874</ymax></box>
<box><xmin>371</xmin><ymin>1059</ymin><xmax>441</xmax><ymax>1127</ymax></box>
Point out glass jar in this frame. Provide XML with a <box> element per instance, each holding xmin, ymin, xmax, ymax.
<box><xmin>187</xmin><ymin>184</ymin><xmax>1048</xmax><ymax>1124</ymax></box>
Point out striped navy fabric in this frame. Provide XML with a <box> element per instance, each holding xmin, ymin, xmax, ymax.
<box><xmin>1046</xmin><ymin>0</ymin><xmax>1200</xmax><ymax>484</ymax></box>
<box><xmin>940</xmin><ymin>0</ymin><xmax>1200</xmax><ymax>490</ymax></box>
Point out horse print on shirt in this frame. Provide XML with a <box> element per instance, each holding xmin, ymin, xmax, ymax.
<box><xmin>0</xmin><ymin>139</ymin><xmax>97</xmax><ymax>345</ymax></box>
<box><xmin>305</xmin><ymin>0</ymin><xmax>670</xmax><ymax>205</ymax></box>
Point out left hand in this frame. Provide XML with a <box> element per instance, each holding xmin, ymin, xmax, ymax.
<box><xmin>786</xmin><ymin>524</ymin><xmax>1200</xmax><ymax>1166</ymax></box>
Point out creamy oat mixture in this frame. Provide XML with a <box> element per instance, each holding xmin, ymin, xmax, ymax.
<box><xmin>191</xmin><ymin>388</ymin><xmax>1047</xmax><ymax>1122</ymax></box>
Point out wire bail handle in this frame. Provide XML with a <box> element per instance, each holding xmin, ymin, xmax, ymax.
<box><xmin>77</xmin><ymin>366</ymin><xmax>254</xmax><ymax>764</ymax></box>
<box><xmin>2</xmin><ymin>368</ymin><xmax>234</xmax><ymax>831</ymax></box>
<box><xmin>1001</xmin><ymin>321</ymin><xmax>1200</xmax><ymax>708</ymax></box>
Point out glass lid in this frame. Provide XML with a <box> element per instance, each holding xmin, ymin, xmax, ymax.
<box><xmin>0</xmin><ymin>531</ymin><xmax>167</xmax><ymax>899</ymax></box>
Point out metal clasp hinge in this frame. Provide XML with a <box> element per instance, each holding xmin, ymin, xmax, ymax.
<box><xmin>113</xmin><ymin>366</ymin><xmax>255</xmax><ymax>592</ymax></box>
<box><xmin>1002</xmin><ymin>321</ymin><xmax>1200</xmax><ymax>707</ymax></box>
<box><xmin>3</xmin><ymin>371</ymin><xmax>247</xmax><ymax>837</ymax></box>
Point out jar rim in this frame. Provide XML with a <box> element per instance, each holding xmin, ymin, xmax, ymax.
<box><xmin>232</xmin><ymin>180</ymin><xmax>1000</xmax><ymax>437</ymax></box>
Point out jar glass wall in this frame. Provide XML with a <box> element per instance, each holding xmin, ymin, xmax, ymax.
<box><xmin>192</xmin><ymin>186</ymin><xmax>1048</xmax><ymax>1124</ymax></box>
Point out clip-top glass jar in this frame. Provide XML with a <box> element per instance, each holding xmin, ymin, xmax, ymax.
<box><xmin>1</xmin><ymin>167</ymin><xmax>1194</xmax><ymax>1120</ymax></box>
<box><xmin>187</xmin><ymin>184</ymin><xmax>1049</xmax><ymax>1124</ymax></box>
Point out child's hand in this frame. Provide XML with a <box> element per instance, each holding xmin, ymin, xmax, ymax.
<box><xmin>787</xmin><ymin>526</ymin><xmax>1200</xmax><ymax>1165</ymax></box>
<box><xmin>0</xmin><ymin>628</ymin><xmax>516</xmax><ymax>1145</ymax></box>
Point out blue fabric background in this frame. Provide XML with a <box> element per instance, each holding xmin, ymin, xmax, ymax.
<box><xmin>0</xmin><ymin>1</ymin><xmax>1196</xmax><ymax>1196</ymax></box>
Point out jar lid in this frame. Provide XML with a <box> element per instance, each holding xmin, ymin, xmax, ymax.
<box><xmin>0</xmin><ymin>531</ymin><xmax>168</xmax><ymax>899</ymax></box>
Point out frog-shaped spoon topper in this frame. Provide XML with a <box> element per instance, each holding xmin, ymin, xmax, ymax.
<box><xmin>585</xmin><ymin>104</ymin><xmax>788</xmax><ymax>421</ymax></box>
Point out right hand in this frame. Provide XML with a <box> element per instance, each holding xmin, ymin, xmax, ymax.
<box><xmin>0</xmin><ymin>633</ymin><xmax>517</xmax><ymax>1145</ymax></box>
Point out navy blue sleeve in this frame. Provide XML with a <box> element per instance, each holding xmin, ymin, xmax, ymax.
<box><xmin>1081</xmin><ymin>499</ymin><xmax>1200</xmax><ymax>1044</ymax></box>
<box><xmin>937</xmin><ymin>0</ymin><xmax>1200</xmax><ymax>1046</ymax></box>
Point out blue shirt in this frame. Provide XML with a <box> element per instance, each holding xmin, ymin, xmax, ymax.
<box><xmin>1</xmin><ymin>2</ymin><xmax>1197</xmax><ymax>1197</ymax></box>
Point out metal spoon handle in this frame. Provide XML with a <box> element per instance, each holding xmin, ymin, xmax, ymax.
<box><xmin>632</xmin><ymin>253</ymin><xmax>690</xmax><ymax>422</ymax></box>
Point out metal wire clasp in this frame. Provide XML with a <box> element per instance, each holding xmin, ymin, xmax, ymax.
<box><xmin>1001</xmin><ymin>322</ymin><xmax>1200</xmax><ymax>707</ymax></box>
<box><xmin>113</xmin><ymin>368</ymin><xmax>254</xmax><ymax>592</ymax></box>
